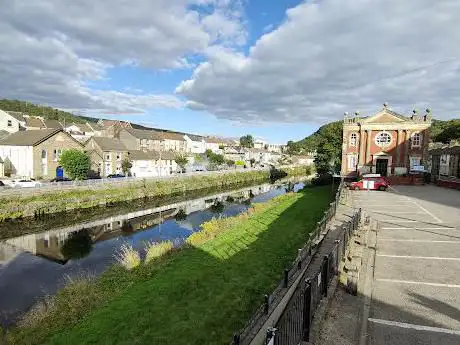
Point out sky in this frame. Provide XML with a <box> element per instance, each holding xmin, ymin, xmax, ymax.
<box><xmin>1</xmin><ymin>0</ymin><xmax>459</xmax><ymax>144</ymax></box>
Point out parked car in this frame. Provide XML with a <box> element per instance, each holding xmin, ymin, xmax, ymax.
<box><xmin>107</xmin><ymin>174</ymin><xmax>125</xmax><ymax>179</ymax></box>
<box><xmin>11</xmin><ymin>179</ymin><xmax>43</xmax><ymax>188</ymax></box>
<box><xmin>50</xmin><ymin>177</ymin><xmax>72</xmax><ymax>183</ymax></box>
<box><xmin>349</xmin><ymin>174</ymin><xmax>389</xmax><ymax>191</ymax></box>
<box><xmin>0</xmin><ymin>180</ymin><xmax>9</xmax><ymax>189</ymax></box>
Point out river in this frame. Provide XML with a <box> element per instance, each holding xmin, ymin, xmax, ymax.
<box><xmin>0</xmin><ymin>178</ymin><xmax>306</xmax><ymax>327</ymax></box>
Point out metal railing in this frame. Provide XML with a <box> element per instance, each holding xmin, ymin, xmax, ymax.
<box><xmin>231</xmin><ymin>183</ymin><xmax>357</xmax><ymax>345</ymax></box>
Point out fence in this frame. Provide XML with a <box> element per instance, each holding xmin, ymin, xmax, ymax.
<box><xmin>231</xmin><ymin>182</ymin><xmax>361</xmax><ymax>345</ymax></box>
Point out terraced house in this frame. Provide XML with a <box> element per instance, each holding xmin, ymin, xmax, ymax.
<box><xmin>118</xmin><ymin>128</ymin><xmax>164</xmax><ymax>152</ymax></box>
<box><xmin>0</xmin><ymin>129</ymin><xmax>83</xmax><ymax>178</ymax></box>
<box><xmin>85</xmin><ymin>137</ymin><xmax>129</xmax><ymax>177</ymax></box>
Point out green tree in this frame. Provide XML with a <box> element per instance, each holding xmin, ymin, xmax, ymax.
<box><xmin>175</xmin><ymin>155</ymin><xmax>188</xmax><ymax>171</ymax></box>
<box><xmin>121</xmin><ymin>158</ymin><xmax>132</xmax><ymax>175</ymax></box>
<box><xmin>59</xmin><ymin>149</ymin><xmax>91</xmax><ymax>180</ymax></box>
<box><xmin>226</xmin><ymin>159</ymin><xmax>235</xmax><ymax>166</ymax></box>
<box><xmin>313</xmin><ymin>122</ymin><xmax>343</xmax><ymax>175</ymax></box>
<box><xmin>240</xmin><ymin>135</ymin><xmax>254</xmax><ymax>148</ymax></box>
<box><xmin>249</xmin><ymin>158</ymin><xmax>256</xmax><ymax>167</ymax></box>
<box><xmin>432</xmin><ymin>119</ymin><xmax>460</xmax><ymax>143</ymax></box>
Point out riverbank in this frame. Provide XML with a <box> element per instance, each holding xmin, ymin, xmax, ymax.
<box><xmin>4</xmin><ymin>185</ymin><xmax>331</xmax><ymax>345</ymax></box>
<box><xmin>0</xmin><ymin>166</ymin><xmax>311</xmax><ymax>222</ymax></box>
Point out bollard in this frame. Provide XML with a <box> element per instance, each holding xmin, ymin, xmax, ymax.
<box><xmin>283</xmin><ymin>268</ymin><xmax>289</xmax><ymax>288</ymax></box>
<box><xmin>302</xmin><ymin>279</ymin><xmax>312</xmax><ymax>342</ymax></box>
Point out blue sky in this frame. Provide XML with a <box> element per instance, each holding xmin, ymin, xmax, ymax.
<box><xmin>2</xmin><ymin>0</ymin><xmax>458</xmax><ymax>143</ymax></box>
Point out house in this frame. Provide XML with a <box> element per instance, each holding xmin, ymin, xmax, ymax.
<box><xmin>429</xmin><ymin>146</ymin><xmax>460</xmax><ymax>189</ymax></box>
<box><xmin>97</xmin><ymin>119</ymin><xmax>132</xmax><ymax>137</ymax></box>
<box><xmin>341</xmin><ymin>104</ymin><xmax>431</xmax><ymax>178</ymax></box>
<box><xmin>223</xmin><ymin>147</ymin><xmax>246</xmax><ymax>162</ymax></box>
<box><xmin>254</xmin><ymin>139</ymin><xmax>267</xmax><ymax>149</ymax></box>
<box><xmin>245</xmin><ymin>148</ymin><xmax>273</xmax><ymax>165</ymax></box>
<box><xmin>184</xmin><ymin>134</ymin><xmax>206</xmax><ymax>154</ymax></box>
<box><xmin>266</xmin><ymin>144</ymin><xmax>285</xmax><ymax>153</ymax></box>
<box><xmin>204</xmin><ymin>137</ymin><xmax>222</xmax><ymax>154</ymax></box>
<box><xmin>64</xmin><ymin>122</ymin><xmax>102</xmax><ymax>142</ymax></box>
<box><xmin>0</xmin><ymin>129</ymin><xmax>84</xmax><ymax>179</ymax></box>
<box><xmin>161</xmin><ymin>131</ymin><xmax>186</xmax><ymax>152</ymax></box>
<box><xmin>0</xmin><ymin>109</ymin><xmax>25</xmax><ymax>133</ymax></box>
<box><xmin>85</xmin><ymin>137</ymin><xmax>129</xmax><ymax>177</ymax></box>
<box><xmin>129</xmin><ymin>150</ymin><xmax>177</xmax><ymax>177</ymax></box>
<box><xmin>118</xmin><ymin>128</ymin><xmax>164</xmax><ymax>152</ymax></box>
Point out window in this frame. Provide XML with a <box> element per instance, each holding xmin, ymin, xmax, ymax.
<box><xmin>116</xmin><ymin>152</ymin><xmax>121</xmax><ymax>160</ymax></box>
<box><xmin>41</xmin><ymin>150</ymin><xmax>47</xmax><ymax>159</ymax></box>
<box><xmin>349</xmin><ymin>133</ymin><xmax>357</xmax><ymax>147</ymax></box>
<box><xmin>53</xmin><ymin>149</ymin><xmax>62</xmax><ymax>161</ymax></box>
<box><xmin>105</xmin><ymin>153</ymin><xmax>110</xmax><ymax>160</ymax></box>
<box><xmin>348</xmin><ymin>155</ymin><xmax>357</xmax><ymax>171</ymax></box>
<box><xmin>411</xmin><ymin>132</ymin><xmax>422</xmax><ymax>148</ymax></box>
<box><xmin>375</xmin><ymin>132</ymin><xmax>392</xmax><ymax>147</ymax></box>
<box><xmin>410</xmin><ymin>157</ymin><xmax>421</xmax><ymax>169</ymax></box>
<box><xmin>7</xmin><ymin>119</ymin><xmax>12</xmax><ymax>127</ymax></box>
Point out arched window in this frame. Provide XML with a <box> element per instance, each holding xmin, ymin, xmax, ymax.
<box><xmin>41</xmin><ymin>149</ymin><xmax>47</xmax><ymax>159</ymax></box>
<box><xmin>349</xmin><ymin>133</ymin><xmax>357</xmax><ymax>147</ymax></box>
<box><xmin>411</xmin><ymin>132</ymin><xmax>422</xmax><ymax>148</ymax></box>
<box><xmin>375</xmin><ymin>132</ymin><xmax>392</xmax><ymax>147</ymax></box>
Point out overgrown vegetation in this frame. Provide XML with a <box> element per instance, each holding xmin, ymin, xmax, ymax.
<box><xmin>239</xmin><ymin>134</ymin><xmax>254</xmax><ymax>148</ymax></box>
<box><xmin>4</xmin><ymin>186</ymin><xmax>332</xmax><ymax>345</ymax></box>
<box><xmin>431</xmin><ymin>119</ymin><xmax>460</xmax><ymax>143</ymax></box>
<box><xmin>114</xmin><ymin>244</ymin><xmax>141</xmax><ymax>270</ymax></box>
<box><xmin>58</xmin><ymin>149</ymin><xmax>91</xmax><ymax>180</ymax></box>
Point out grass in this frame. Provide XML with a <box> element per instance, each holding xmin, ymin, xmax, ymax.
<box><xmin>5</xmin><ymin>185</ymin><xmax>332</xmax><ymax>345</ymax></box>
<box><xmin>114</xmin><ymin>244</ymin><xmax>141</xmax><ymax>270</ymax></box>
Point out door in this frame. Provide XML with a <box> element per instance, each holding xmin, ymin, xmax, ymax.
<box><xmin>376</xmin><ymin>159</ymin><xmax>388</xmax><ymax>176</ymax></box>
<box><xmin>56</xmin><ymin>166</ymin><xmax>64</xmax><ymax>178</ymax></box>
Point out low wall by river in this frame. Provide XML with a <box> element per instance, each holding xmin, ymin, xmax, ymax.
<box><xmin>0</xmin><ymin>166</ymin><xmax>311</xmax><ymax>222</ymax></box>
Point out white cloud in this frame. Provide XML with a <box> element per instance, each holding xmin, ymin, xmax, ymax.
<box><xmin>177</xmin><ymin>0</ymin><xmax>460</xmax><ymax>122</ymax></box>
<box><xmin>0</xmin><ymin>0</ymin><xmax>245</xmax><ymax>112</ymax></box>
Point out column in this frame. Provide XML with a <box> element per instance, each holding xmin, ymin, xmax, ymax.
<box><xmin>404</xmin><ymin>130</ymin><xmax>410</xmax><ymax>169</ymax></box>
<box><xmin>395</xmin><ymin>130</ymin><xmax>402</xmax><ymax>166</ymax></box>
<box><xmin>366</xmin><ymin>130</ymin><xmax>372</xmax><ymax>165</ymax></box>
<box><xmin>359</xmin><ymin>129</ymin><xmax>365</xmax><ymax>165</ymax></box>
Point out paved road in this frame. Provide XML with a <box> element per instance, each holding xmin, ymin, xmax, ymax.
<box><xmin>353</xmin><ymin>185</ymin><xmax>460</xmax><ymax>345</ymax></box>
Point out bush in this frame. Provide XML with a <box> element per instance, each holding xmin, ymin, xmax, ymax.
<box><xmin>59</xmin><ymin>149</ymin><xmax>90</xmax><ymax>180</ymax></box>
<box><xmin>145</xmin><ymin>241</ymin><xmax>173</xmax><ymax>264</ymax></box>
<box><xmin>114</xmin><ymin>244</ymin><xmax>141</xmax><ymax>270</ymax></box>
<box><xmin>312</xmin><ymin>173</ymin><xmax>332</xmax><ymax>186</ymax></box>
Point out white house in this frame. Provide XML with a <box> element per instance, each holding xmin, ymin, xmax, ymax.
<box><xmin>0</xmin><ymin>109</ymin><xmax>25</xmax><ymax>134</ymax></box>
<box><xmin>129</xmin><ymin>150</ymin><xmax>178</xmax><ymax>177</ymax></box>
<box><xmin>204</xmin><ymin>137</ymin><xmax>222</xmax><ymax>154</ymax></box>
<box><xmin>184</xmin><ymin>134</ymin><xmax>206</xmax><ymax>154</ymax></box>
<box><xmin>245</xmin><ymin>148</ymin><xmax>273</xmax><ymax>164</ymax></box>
<box><xmin>266</xmin><ymin>144</ymin><xmax>285</xmax><ymax>153</ymax></box>
<box><xmin>253</xmin><ymin>139</ymin><xmax>267</xmax><ymax>149</ymax></box>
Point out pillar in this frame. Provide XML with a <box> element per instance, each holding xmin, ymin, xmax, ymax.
<box><xmin>366</xmin><ymin>130</ymin><xmax>372</xmax><ymax>165</ymax></box>
<box><xmin>404</xmin><ymin>130</ymin><xmax>411</xmax><ymax>168</ymax></box>
<box><xmin>359</xmin><ymin>129</ymin><xmax>365</xmax><ymax>165</ymax></box>
<box><xmin>395</xmin><ymin>130</ymin><xmax>402</xmax><ymax>166</ymax></box>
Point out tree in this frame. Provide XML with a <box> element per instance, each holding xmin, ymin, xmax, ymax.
<box><xmin>240</xmin><ymin>134</ymin><xmax>254</xmax><ymax>148</ymax></box>
<box><xmin>175</xmin><ymin>155</ymin><xmax>188</xmax><ymax>171</ymax></box>
<box><xmin>249</xmin><ymin>158</ymin><xmax>256</xmax><ymax>167</ymax></box>
<box><xmin>226</xmin><ymin>159</ymin><xmax>235</xmax><ymax>166</ymax></box>
<box><xmin>209</xmin><ymin>153</ymin><xmax>224</xmax><ymax>165</ymax></box>
<box><xmin>59</xmin><ymin>149</ymin><xmax>90</xmax><ymax>180</ymax></box>
<box><xmin>121</xmin><ymin>158</ymin><xmax>132</xmax><ymax>175</ymax></box>
<box><xmin>61</xmin><ymin>229</ymin><xmax>93</xmax><ymax>259</ymax></box>
<box><xmin>313</xmin><ymin>122</ymin><xmax>343</xmax><ymax>175</ymax></box>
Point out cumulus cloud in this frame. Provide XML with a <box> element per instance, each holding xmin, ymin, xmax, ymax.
<box><xmin>177</xmin><ymin>0</ymin><xmax>460</xmax><ymax>122</ymax></box>
<box><xmin>0</xmin><ymin>0</ymin><xmax>245</xmax><ymax>112</ymax></box>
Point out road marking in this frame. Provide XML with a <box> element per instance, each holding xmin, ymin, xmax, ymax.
<box><xmin>376</xmin><ymin>278</ymin><xmax>460</xmax><ymax>288</ymax></box>
<box><xmin>379</xmin><ymin>239</ymin><xmax>460</xmax><ymax>243</ymax></box>
<box><xmin>377</xmin><ymin>254</ymin><xmax>460</xmax><ymax>261</ymax></box>
<box><xmin>381</xmin><ymin>227</ymin><xmax>455</xmax><ymax>230</ymax></box>
<box><xmin>368</xmin><ymin>318</ymin><xmax>460</xmax><ymax>335</ymax></box>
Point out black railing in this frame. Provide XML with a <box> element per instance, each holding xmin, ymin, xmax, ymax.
<box><xmin>231</xmin><ymin>183</ymin><xmax>357</xmax><ymax>345</ymax></box>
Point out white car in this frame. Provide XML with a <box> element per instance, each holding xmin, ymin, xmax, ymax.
<box><xmin>10</xmin><ymin>179</ymin><xmax>43</xmax><ymax>188</ymax></box>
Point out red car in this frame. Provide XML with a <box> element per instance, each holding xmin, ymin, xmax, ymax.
<box><xmin>349</xmin><ymin>174</ymin><xmax>390</xmax><ymax>191</ymax></box>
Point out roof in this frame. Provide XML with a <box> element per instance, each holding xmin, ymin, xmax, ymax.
<box><xmin>186</xmin><ymin>134</ymin><xmax>203</xmax><ymax>142</ymax></box>
<box><xmin>87</xmin><ymin>122</ymin><xmax>104</xmax><ymax>131</ymax></box>
<box><xmin>129</xmin><ymin>150</ymin><xmax>176</xmax><ymax>161</ymax></box>
<box><xmin>91</xmin><ymin>137</ymin><xmax>128</xmax><ymax>151</ymax></box>
<box><xmin>5</xmin><ymin>111</ymin><xmax>25</xmax><ymax>122</ymax></box>
<box><xmin>205</xmin><ymin>137</ymin><xmax>221</xmax><ymax>144</ymax></box>
<box><xmin>0</xmin><ymin>129</ymin><xmax>61</xmax><ymax>146</ymax></box>
<box><xmin>123</xmin><ymin>128</ymin><xmax>164</xmax><ymax>140</ymax></box>
<box><xmin>43</xmin><ymin>119</ymin><xmax>63</xmax><ymax>129</ymax></box>
<box><xmin>161</xmin><ymin>131</ymin><xmax>185</xmax><ymax>141</ymax></box>
<box><xmin>0</xmin><ymin>130</ymin><xmax>9</xmax><ymax>140</ymax></box>
<box><xmin>25</xmin><ymin>117</ymin><xmax>45</xmax><ymax>128</ymax></box>
<box><xmin>98</xmin><ymin>119</ymin><xmax>132</xmax><ymax>128</ymax></box>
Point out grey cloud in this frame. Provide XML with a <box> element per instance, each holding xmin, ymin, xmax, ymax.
<box><xmin>177</xmin><ymin>0</ymin><xmax>460</xmax><ymax>123</ymax></box>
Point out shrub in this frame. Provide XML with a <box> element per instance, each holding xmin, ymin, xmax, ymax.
<box><xmin>145</xmin><ymin>241</ymin><xmax>173</xmax><ymax>264</ymax></box>
<box><xmin>59</xmin><ymin>149</ymin><xmax>90</xmax><ymax>180</ymax></box>
<box><xmin>114</xmin><ymin>244</ymin><xmax>141</xmax><ymax>270</ymax></box>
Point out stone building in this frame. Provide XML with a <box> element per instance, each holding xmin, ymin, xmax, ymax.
<box><xmin>341</xmin><ymin>104</ymin><xmax>431</xmax><ymax>177</ymax></box>
<box><xmin>85</xmin><ymin>137</ymin><xmax>129</xmax><ymax>177</ymax></box>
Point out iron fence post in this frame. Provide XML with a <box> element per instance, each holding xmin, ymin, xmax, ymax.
<box><xmin>284</xmin><ymin>268</ymin><xmax>289</xmax><ymax>288</ymax></box>
<box><xmin>264</xmin><ymin>294</ymin><xmax>270</xmax><ymax>314</ymax></box>
<box><xmin>302</xmin><ymin>279</ymin><xmax>312</xmax><ymax>342</ymax></box>
<box><xmin>322</xmin><ymin>255</ymin><xmax>329</xmax><ymax>297</ymax></box>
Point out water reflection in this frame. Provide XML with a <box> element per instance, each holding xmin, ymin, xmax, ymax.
<box><xmin>0</xmin><ymin>178</ymin><xmax>307</xmax><ymax>327</ymax></box>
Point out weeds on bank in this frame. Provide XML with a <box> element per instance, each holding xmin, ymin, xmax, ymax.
<box><xmin>114</xmin><ymin>244</ymin><xmax>141</xmax><ymax>270</ymax></box>
<box><xmin>145</xmin><ymin>241</ymin><xmax>173</xmax><ymax>264</ymax></box>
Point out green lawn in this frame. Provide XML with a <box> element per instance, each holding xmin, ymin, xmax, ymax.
<box><xmin>7</xmin><ymin>186</ymin><xmax>332</xmax><ymax>345</ymax></box>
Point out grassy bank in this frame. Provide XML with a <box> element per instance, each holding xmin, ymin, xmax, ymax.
<box><xmin>0</xmin><ymin>167</ymin><xmax>311</xmax><ymax>222</ymax></box>
<box><xmin>5</xmin><ymin>185</ymin><xmax>331</xmax><ymax>345</ymax></box>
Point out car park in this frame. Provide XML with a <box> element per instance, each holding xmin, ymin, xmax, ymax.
<box><xmin>349</xmin><ymin>174</ymin><xmax>390</xmax><ymax>191</ymax></box>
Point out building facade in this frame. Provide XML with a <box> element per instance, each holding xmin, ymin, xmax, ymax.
<box><xmin>0</xmin><ymin>109</ymin><xmax>25</xmax><ymax>134</ymax></box>
<box><xmin>85</xmin><ymin>137</ymin><xmax>129</xmax><ymax>177</ymax></box>
<box><xmin>341</xmin><ymin>104</ymin><xmax>431</xmax><ymax>177</ymax></box>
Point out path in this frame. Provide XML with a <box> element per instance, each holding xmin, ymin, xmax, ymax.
<box><xmin>353</xmin><ymin>185</ymin><xmax>460</xmax><ymax>345</ymax></box>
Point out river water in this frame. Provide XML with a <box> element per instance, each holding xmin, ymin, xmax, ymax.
<box><xmin>0</xmin><ymin>179</ymin><xmax>306</xmax><ymax>327</ymax></box>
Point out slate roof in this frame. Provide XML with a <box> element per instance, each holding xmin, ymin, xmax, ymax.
<box><xmin>0</xmin><ymin>130</ymin><xmax>9</xmax><ymax>140</ymax></box>
<box><xmin>161</xmin><ymin>131</ymin><xmax>185</xmax><ymax>141</ymax></box>
<box><xmin>92</xmin><ymin>137</ymin><xmax>128</xmax><ymax>151</ymax></box>
<box><xmin>186</xmin><ymin>134</ymin><xmax>203</xmax><ymax>142</ymax></box>
<box><xmin>0</xmin><ymin>129</ymin><xmax>61</xmax><ymax>146</ymax></box>
<box><xmin>25</xmin><ymin>117</ymin><xmax>45</xmax><ymax>128</ymax></box>
<box><xmin>124</xmin><ymin>128</ymin><xmax>164</xmax><ymax>140</ymax></box>
<box><xmin>5</xmin><ymin>111</ymin><xmax>26</xmax><ymax>122</ymax></box>
<box><xmin>43</xmin><ymin>119</ymin><xmax>63</xmax><ymax>129</ymax></box>
<box><xmin>205</xmin><ymin>137</ymin><xmax>222</xmax><ymax>144</ymax></box>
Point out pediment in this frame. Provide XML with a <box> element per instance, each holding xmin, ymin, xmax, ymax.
<box><xmin>361</xmin><ymin>109</ymin><xmax>408</xmax><ymax>124</ymax></box>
